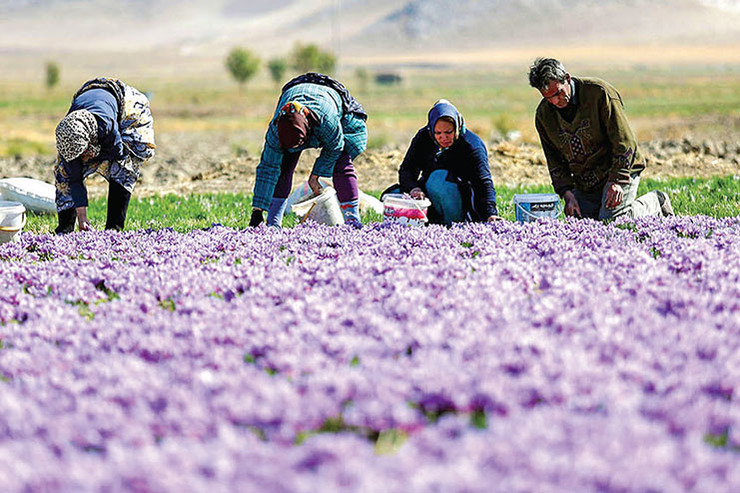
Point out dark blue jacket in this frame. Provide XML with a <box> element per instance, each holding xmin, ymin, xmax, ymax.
<box><xmin>69</xmin><ymin>88</ymin><xmax>125</xmax><ymax>162</ymax></box>
<box><xmin>399</xmin><ymin>126</ymin><xmax>498</xmax><ymax>220</ymax></box>
<box><xmin>66</xmin><ymin>88</ymin><xmax>126</xmax><ymax>206</ymax></box>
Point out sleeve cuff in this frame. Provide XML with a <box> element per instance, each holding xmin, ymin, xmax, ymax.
<box><xmin>607</xmin><ymin>172</ymin><xmax>631</xmax><ymax>186</ymax></box>
<box><xmin>556</xmin><ymin>186</ymin><xmax>574</xmax><ymax>198</ymax></box>
<box><xmin>311</xmin><ymin>161</ymin><xmax>334</xmax><ymax>178</ymax></box>
<box><xmin>70</xmin><ymin>183</ymin><xmax>89</xmax><ymax>208</ymax></box>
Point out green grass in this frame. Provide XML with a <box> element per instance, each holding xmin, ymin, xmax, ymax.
<box><xmin>649</xmin><ymin>176</ymin><xmax>740</xmax><ymax>217</ymax></box>
<box><xmin>493</xmin><ymin>176</ymin><xmax>740</xmax><ymax>219</ymax></box>
<box><xmin>21</xmin><ymin>176</ymin><xmax>740</xmax><ymax>234</ymax></box>
<box><xmin>0</xmin><ymin>137</ymin><xmax>52</xmax><ymax>157</ymax></box>
<box><xmin>25</xmin><ymin>194</ymin><xmax>253</xmax><ymax>234</ymax></box>
<box><xmin>0</xmin><ymin>87</ymin><xmax>71</xmax><ymax>117</ymax></box>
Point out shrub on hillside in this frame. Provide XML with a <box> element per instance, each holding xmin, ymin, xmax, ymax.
<box><xmin>268</xmin><ymin>58</ymin><xmax>287</xmax><ymax>85</ymax></box>
<box><xmin>291</xmin><ymin>43</ymin><xmax>336</xmax><ymax>74</ymax></box>
<box><xmin>45</xmin><ymin>61</ymin><xmax>60</xmax><ymax>90</ymax></box>
<box><xmin>225</xmin><ymin>48</ymin><xmax>260</xmax><ymax>90</ymax></box>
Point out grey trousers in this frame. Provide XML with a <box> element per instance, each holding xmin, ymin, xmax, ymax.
<box><xmin>574</xmin><ymin>174</ymin><xmax>663</xmax><ymax>220</ymax></box>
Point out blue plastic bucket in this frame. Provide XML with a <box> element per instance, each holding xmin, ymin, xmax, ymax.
<box><xmin>513</xmin><ymin>193</ymin><xmax>562</xmax><ymax>223</ymax></box>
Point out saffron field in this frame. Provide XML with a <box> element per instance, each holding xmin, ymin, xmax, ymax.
<box><xmin>1</xmin><ymin>215</ymin><xmax>738</xmax><ymax>492</ymax></box>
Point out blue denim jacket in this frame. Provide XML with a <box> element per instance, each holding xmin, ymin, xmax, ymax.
<box><xmin>252</xmin><ymin>83</ymin><xmax>368</xmax><ymax>210</ymax></box>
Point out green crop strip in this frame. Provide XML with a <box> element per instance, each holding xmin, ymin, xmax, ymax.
<box><xmin>20</xmin><ymin>176</ymin><xmax>740</xmax><ymax>234</ymax></box>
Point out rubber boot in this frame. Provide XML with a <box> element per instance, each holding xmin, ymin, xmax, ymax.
<box><xmin>55</xmin><ymin>208</ymin><xmax>76</xmax><ymax>234</ymax></box>
<box><xmin>106</xmin><ymin>180</ymin><xmax>131</xmax><ymax>231</ymax></box>
<box><xmin>339</xmin><ymin>200</ymin><xmax>362</xmax><ymax>228</ymax></box>
<box><xmin>266</xmin><ymin>197</ymin><xmax>289</xmax><ymax>227</ymax></box>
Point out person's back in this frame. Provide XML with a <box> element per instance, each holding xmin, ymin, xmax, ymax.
<box><xmin>69</xmin><ymin>88</ymin><xmax>124</xmax><ymax>163</ymax></box>
<box><xmin>276</xmin><ymin>84</ymin><xmax>342</xmax><ymax>124</ymax></box>
<box><xmin>262</xmin><ymin>83</ymin><xmax>344</xmax><ymax>159</ymax></box>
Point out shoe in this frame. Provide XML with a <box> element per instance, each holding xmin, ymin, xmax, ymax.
<box><xmin>657</xmin><ymin>191</ymin><xmax>674</xmax><ymax>216</ymax></box>
<box><xmin>344</xmin><ymin>217</ymin><xmax>363</xmax><ymax>229</ymax></box>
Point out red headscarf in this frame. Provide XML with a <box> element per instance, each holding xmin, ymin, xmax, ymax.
<box><xmin>276</xmin><ymin>101</ymin><xmax>315</xmax><ymax>149</ymax></box>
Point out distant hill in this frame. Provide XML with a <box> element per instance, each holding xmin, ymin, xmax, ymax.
<box><xmin>355</xmin><ymin>0</ymin><xmax>740</xmax><ymax>50</ymax></box>
<box><xmin>1</xmin><ymin>0</ymin><xmax>739</xmax><ymax>71</ymax></box>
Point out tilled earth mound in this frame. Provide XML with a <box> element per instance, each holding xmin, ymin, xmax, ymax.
<box><xmin>2</xmin><ymin>133</ymin><xmax>738</xmax><ymax>197</ymax></box>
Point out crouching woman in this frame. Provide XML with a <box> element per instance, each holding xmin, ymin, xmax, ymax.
<box><xmin>54</xmin><ymin>77</ymin><xmax>155</xmax><ymax>233</ymax></box>
<box><xmin>389</xmin><ymin>100</ymin><xmax>500</xmax><ymax>224</ymax></box>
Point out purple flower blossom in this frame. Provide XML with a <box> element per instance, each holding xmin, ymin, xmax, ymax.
<box><xmin>0</xmin><ymin>216</ymin><xmax>739</xmax><ymax>491</ymax></box>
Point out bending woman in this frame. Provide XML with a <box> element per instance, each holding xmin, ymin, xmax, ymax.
<box><xmin>393</xmin><ymin>100</ymin><xmax>499</xmax><ymax>224</ymax></box>
<box><xmin>54</xmin><ymin>78</ymin><xmax>155</xmax><ymax>233</ymax></box>
<box><xmin>249</xmin><ymin>73</ymin><xmax>367</xmax><ymax>228</ymax></box>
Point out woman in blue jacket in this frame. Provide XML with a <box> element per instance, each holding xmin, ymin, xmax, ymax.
<box><xmin>54</xmin><ymin>78</ymin><xmax>155</xmax><ymax>233</ymax></box>
<box><xmin>390</xmin><ymin>100</ymin><xmax>499</xmax><ymax>224</ymax></box>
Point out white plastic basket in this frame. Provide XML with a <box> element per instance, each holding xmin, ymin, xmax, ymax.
<box><xmin>382</xmin><ymin>194</ymin><xmax>431</xmax><ymax>226</ymax></box>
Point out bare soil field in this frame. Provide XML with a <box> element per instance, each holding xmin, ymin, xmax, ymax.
<box><xmin>2</xmin><ymin>125</ymin><xmax>738</xmax><ymax>199</ymax></box>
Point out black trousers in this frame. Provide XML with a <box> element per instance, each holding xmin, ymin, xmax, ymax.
<box><xmin>55</xmin><ymin>180</ymin><xmax>132</xmax><ymax>234</ymax></box>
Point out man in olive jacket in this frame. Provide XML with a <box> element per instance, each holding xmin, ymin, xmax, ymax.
<box><xmin>529</xmin><ymin>58</ymin><xmax>673</xmax><ymax>220</ymax></box>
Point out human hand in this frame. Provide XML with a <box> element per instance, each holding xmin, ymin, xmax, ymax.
<box><xmin>249</xmin><ymin>208</ymin><xmax>264</xmax><ymax>227</ymax></box>
<box><xmin>76</xmin><ymin>207</ymin><xmax>93</xmax><ymax>231</ymax></box>
<box><xmin>563</xmin><ymin>190</ymin><xmax>582</xmax><ymax>218</ymax></box>
<box><xmin>409</xmin><ymin>187</ymin><xmax>425</xmax><ymax>200</ymax></box>
<box><xmin>307</xmin><ymin>174</ymin><xmax>321</xmax><ymax>195</ymax></box>
<box><xmin>604</xmin><ymin>182</ymin><xmax>623</xmax><ymax>209</ymax></box>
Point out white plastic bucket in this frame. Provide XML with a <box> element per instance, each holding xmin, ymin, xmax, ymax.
<box><xmin>291</xmin><ymin>187</ymin><xmax>345</xmax><ymax>226</ymax></box>
<box><xmin>0</xmin><ymin>201</ymin><xmax>27</xmax><ymax>243</ymax></box>
<box><xmin>285</xmin><ymin>179</ymin><xmax>331</xmax><ymax>211</ymax></box>
<box><xmin>513</xmin><ymin>193</ymin><xmax>562</xmax><ymax>223</ymax></box>
<box><xmin>382</xmin><ymin>194</ymin><xmax>431</xmax><ymax>226</ymax></box>
<box><xmin>285</xmin><ymin>180</ymin><xmax>383</xmax><ymax>215</ymax></box>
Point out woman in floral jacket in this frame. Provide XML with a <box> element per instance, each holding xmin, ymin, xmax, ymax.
<box><xmin>54</xmin><ymin>77</ymin><xmax>155</xmax><ymax>233</ymax></box>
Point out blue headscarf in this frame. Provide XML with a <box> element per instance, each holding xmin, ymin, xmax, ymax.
<box><xmin>427</xmin><ymin>99</ymin><xmax>465</xmax><ymax>147</ymax></box>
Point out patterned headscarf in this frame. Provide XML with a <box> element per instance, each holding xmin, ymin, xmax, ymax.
<box><xmin>276</xmin><ymin>101</ymin><xmax>313</xmax><ymax>150</ymax></box>
<box><xmin>55</xmin><ymin>110</ymin><xmax>100</xmax><ymax>162</ymax></box>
